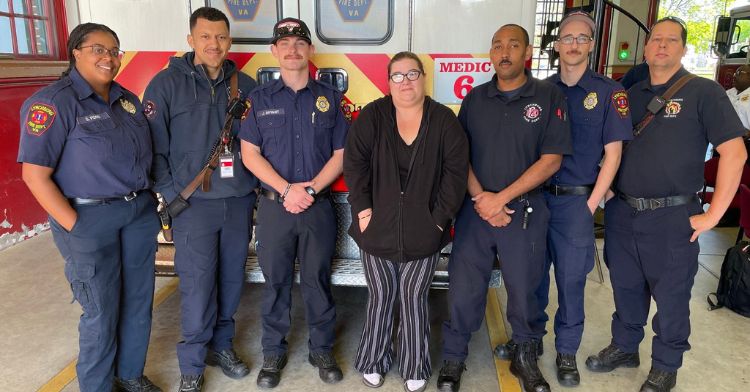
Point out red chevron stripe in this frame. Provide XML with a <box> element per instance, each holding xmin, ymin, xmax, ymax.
<box><xmin>226</xmin><ymin>52</ymin><xmax>255</xmax><ymax>70</ymax></box>
<box><xmin>345</xmin><ymin>53</ymin><xmax>391</xmax><ymax>95</ymax></box>
<box><xmin>115</xmin><ymin>52</ymin><xmax>174</xmax><ymax>96</ymax></box>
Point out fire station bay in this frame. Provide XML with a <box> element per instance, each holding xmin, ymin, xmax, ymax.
<box><xmin>1</xmin><ymin>1</ymin><xmax>749</xmax><ymax>392</ymax></box>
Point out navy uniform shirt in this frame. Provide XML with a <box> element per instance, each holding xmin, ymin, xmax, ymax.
<box><xmin>17</xmin><ymin>68</ymin><xmax>152</xmax><ymax>199</ymax></box>
<box><xmin>458</xmin><ymin>69</ymin><xmax>572</xmax><ymax>192</ymax></box>
<box><xmin>619</xmin><ymin>67</ymin><xmax>745</xmax><ymax>197</ymax></box>
<box><xmin>239</xmin><ymin>78</ymin><xmax>349</xmax><ymax>189</ymax></box>
<box><xmin>547</xmin><ymin>68</ymin><xmax>633</xmax><ymax>186</ymax></box>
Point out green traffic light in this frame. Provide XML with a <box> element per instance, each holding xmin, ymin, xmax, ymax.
<box><xmin>618</xmin><ymin>49</ymin><xmax>629</xmax><ymax>60</ymax></box>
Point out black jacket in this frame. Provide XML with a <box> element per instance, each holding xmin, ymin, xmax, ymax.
<box><xmin>344</xmin><ymin>95</ymin><xmax>469</xmax><ymax>262</ymax></box>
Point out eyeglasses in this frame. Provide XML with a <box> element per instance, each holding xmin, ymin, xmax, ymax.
<box><xmin>78</xmin><ymin>44</ymin><xmax>124</xmax><ymax>59</ymax></box>
<box><xmin>558</xmin><ymin>34</ymin><xmax>593</xmax><ymax>45</ymax></box>
<box><xmin>389</xmin><ymin>70</ymin><xmax>422</xmax><ymax>83</ymax></box>
<box><xmin>735</xmin><ymin>69</ymin><xmax>750</xmax><ymax>77</ymax></box>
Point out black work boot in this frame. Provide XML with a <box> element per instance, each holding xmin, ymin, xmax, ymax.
<box><xmin>256</xmin><ymin>353</ymin><xmax>288</xmax><ymax>389</ymax></box>
<box><xmin>205</xmin><ymin>348</ymin><xmax>250</xmax><ymax>379</ymax></box>
<box><xmin>177</xmin><ymin>374</ymin><xmax>203</xmax><ymax>392</ymax></box>
<box><xmin>639</xmin><ymin>367</ymin><xmax>677</xmax><ymax>392</ymax></box>
<box><xmin>509</xmin><ymin>340</ymin><xmax>551</xmax><ymax>392</ymax></box>
<box><xmin>494</xmin><ymin>339</ymin><xmax>544</xmax><ymax>360</ymax></box>
<box><xmin>114</xmin><ymin>376</ymin><xmax>162</xmax><ymax>392</ymax></box>
<box><xmin>308</xmin><ymin>351</ymin><xmax>344</xmax><ymax>384</ymax></box>
<box><xmin>436</xmin><ymin>360</ymin><xmax>466</xmax><ymax>392</ymax></box>
<box><xmin>585</xmin><ymin>343</ymin><xmax>640</xmax><ymax>372</ymax></box>
<box><xmin>556</xmin><ymin>353</ymin><xmax>580</xmax><ymax>387</ymax></box>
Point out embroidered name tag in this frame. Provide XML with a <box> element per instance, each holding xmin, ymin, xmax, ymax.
<box><xmin>257</xmin><ymin>108</ymin><xmax>284</xmax><ymax>117</ymax></box>
<box><xmin>77</xmin><ymin>112</ymin><xmax>111</xmax><ymax>124</ymax></box>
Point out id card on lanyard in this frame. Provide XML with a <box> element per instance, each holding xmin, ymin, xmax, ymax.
<box><xmin>219</xmin><ymin>152</ymin><xmax>234</xmax><ymax>178</ymax></box>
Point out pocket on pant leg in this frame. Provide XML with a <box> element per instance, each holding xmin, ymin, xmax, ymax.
<box><xmin>66</xmin><ymin>262</ymin><xmax>99</xmax><ymax>314</ymax></box>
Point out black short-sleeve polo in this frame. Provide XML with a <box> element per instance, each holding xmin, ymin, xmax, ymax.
<box><xmin>618</xmin><ymin>67</ymin><xmax>745</xmax><ymax>197</ymax></box>
<box><xmin>458</xmin><ymin>70</ymin><xmax>572</xmax><ymax>192</ymax></box>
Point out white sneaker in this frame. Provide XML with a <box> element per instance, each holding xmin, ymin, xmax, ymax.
<box><xmin>404</xmin><ymin>379</ymin><xmax>427</xmax><ymax>392</ymax></box>
<box><xmin>363</xmin><ymin>372</ymin><xmax>384</xmax><ymax>388</ymax></box>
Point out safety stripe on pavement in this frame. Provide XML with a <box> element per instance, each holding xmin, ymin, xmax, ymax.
<box><xmin>36</xmin><ymin>278</ymin><xmax>180</xmax><ymax>392</ymax></box>
<box><xmin>486</xmin><ymin>287</ymin><xmax>523</xmax><ymax>392</ymax></box>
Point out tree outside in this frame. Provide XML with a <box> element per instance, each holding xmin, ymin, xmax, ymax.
<box><xmin>658</xmin><ymin>0</ymin><xmax>740</xmax><ymax>77</ymax></box>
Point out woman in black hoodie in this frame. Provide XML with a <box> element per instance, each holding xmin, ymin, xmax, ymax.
<box><xmin>345</xmin><ymin>52</ymin><xmax>469</xmax><ymax>391</ymax></box>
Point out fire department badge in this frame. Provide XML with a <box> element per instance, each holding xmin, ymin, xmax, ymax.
<box><xmin>120</xmin><ymin>98</ymin><xmax>136</xmax><ymax>114</ymax></box>
<box><xmin>143</xmin><ymin>100</ymin><xmax>156</xmax><ymax>119</ymax></box>
<box><xmin>25</xmin><ymin>103</ymin><xmax>57</xmax><ymax>136</ymax></box>
<box><xmin>241</xmin><ymin>98</ymin><xmax>252</xmax><ymax>120</ymax></box>
<box><xmin>340</xmin><ymin>99</ymin><xmax>352</xmax><ymax>123</ymax></box>
<box><xmin>665</xmin><ymin>100</ymin><xmax>681</xmax><ymax>116</ymax></box>
<box><xmin>523</xmin><ymin>103</ymin><xmax>542</xmax><ymax>123</ymax></box>
<box><xmin>583</xmin><ymin>92</ymin><xmax>598</xmax><ymax>110</ymax></box>
<box><xmin>611</xmin><ymin>91</ymin><xmax>629</xmax><ymax>118</ymax></box>
<box><xmin>316</xmin><ymin>96</ymin><xmax>330</xmax><ymax>112</ymax></box>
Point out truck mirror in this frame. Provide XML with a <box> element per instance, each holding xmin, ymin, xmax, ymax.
<box><xmin>713</xmin><ymin>16</ymin><xmax>731</xmax><ymax>56</ymax></box>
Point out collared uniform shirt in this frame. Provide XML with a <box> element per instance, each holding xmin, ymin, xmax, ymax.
<box><xmin>458</xmin><ymin>70</ymin><xmax>572</xmax><ymax>192</ymax></box>
<box><xmin>239</xmin><ymin>78</ymin><xmax>349</xmax><ymax>189</ymax></box>
<box><xmin>619</xmin><ymin>67</ymin><xmax>745</xmax><ymax>198</ymax></box>
<box><xmin>726</xmin><ymin>87</ymin><xmax>750</xmax><ymax>130</ymax></box>
<box><xmin>547</xmin><ymin>68</ymin><xmax>633</xmax><ymax>186</ymax></box>
<box><xmin>17</xmin><ymin>68</ymin><xmax>152</xmax><ymax>199</ymax></box>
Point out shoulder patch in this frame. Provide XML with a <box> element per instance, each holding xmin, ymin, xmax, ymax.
<box><xmin>25</xmin><ymin>103</ymin><xmax>57</xmax><ymax>136</ymax></box>
<box><xmin>340</xmin><ymin>98</ymin><xmax>352</xmax><ymax>123</ymax></box>
<box><xmin>611</xmin><ymin>90</ymin><xmax>629</xmax><ymax>118</ymax></box>
<box><xmin>742</xmin><ymin>95</ymin><xmax>749</xmax><ymax>102</ymax></box>
<box><xmin>241</xmin><ymin>97</ymin><xmax>252</xmax><ymax>120</ymax></box>
<box><xmin>143</xmin><ymin>100</ymin><xmax>156</xmax><ymax>119</ymax></box>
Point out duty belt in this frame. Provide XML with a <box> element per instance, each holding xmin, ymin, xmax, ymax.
<box><xmin>515</xmin><ymin>187</ymin><xmax>541</xmax><ymax>202</ymax></box>
<box><xmin>70</xmin><ymin>191</ymin><xmax>142</xmax><ymax>206</ymax></box>
<box><xmin>260</xmin><ymin>188</ymin><xmax>331</xmax><ymax>203</ymax></box>
<box><xmin>543</xmin><ymin>184</ymin><xmax>594</xmax><ymax>196</ymax></box>
<box><xmin>618</xmin><ymin>192</ymin><xmax>699</xmax><ymax>212</ymax></box>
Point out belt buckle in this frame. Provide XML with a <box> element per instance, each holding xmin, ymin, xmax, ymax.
<box><xmin>634</xmin><ymin>197</ymin><xmax>647</xmax><ymax>211</ymax></box>
<box><xmin>553</xmin><ymin>185</ymin><xmax>562</xmax><ymax>196</ymax></box>
<box><xmin>649</xmin><ymin>198</ymin><xmax>664</xmax><ymax>210</ymax></box>
<box><xmin>124</xmin><ymin>191</ymin><xmax>138</xmax><ymax>201</ymax></box>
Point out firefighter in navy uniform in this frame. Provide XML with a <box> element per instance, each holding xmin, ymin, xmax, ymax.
<box><xmin>239</xmin><ymin>18</ymin><xmax>348</xmax><ymax>389</ymax></box>
<box><xmin>437</xmin><ymin>24</ymin><xmax>571</xmax><ymax>392</ymax></box>
<box><xmin>18</xmin><ymin>23</ymin><xmax>161</xmax><ymax>392</ymax></box>
<box><xmin>143</xmin><ymin>7</ymin><xmax>258</xmax><ymax>391</ymax></box>
<box><xmin>495</xmin><ymin>11</ymin><xmax>633</xmax><ymax>388</ymax></box>
<box><xmin>585</xmin><ymin>18</ymin><xmax>746</xmax><ymax>392</ymax></box>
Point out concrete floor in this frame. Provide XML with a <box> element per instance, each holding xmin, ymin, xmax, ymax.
<box><xmin>1</xmin><ymin>228</ymin><xmax>749</xmax><ymax>392</ymax></box>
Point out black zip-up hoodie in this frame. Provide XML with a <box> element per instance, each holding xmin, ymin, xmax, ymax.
<box><xmin>144</xmin><ymin>52</ymin><xmax>258</xmax><ymax>203</ymax></box>
<box><xmin>344</xmin><ymin>95</ymin><xmax>469</xmax><ymax>262</ymax></box>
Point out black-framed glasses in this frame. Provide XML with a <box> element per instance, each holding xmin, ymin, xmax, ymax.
<box><xmin>389</xmin><ymin>69</ymin><xmax>422</xmax><ymax>83</ymax></box>
<box><xmin>78</xmin><ymin>44</ymin><xmax>124</xmax><ymax>59</ymax></box>
<box><xmin>735</xmin><ymin>68</ymin><xmax>750</xmax><ymax>77</ymax></box>
<box><xmin>558</xmin><ymin>34</ymin><xmax>593</xmax><ymax>45</ymax></box>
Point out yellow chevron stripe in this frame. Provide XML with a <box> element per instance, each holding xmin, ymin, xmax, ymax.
<box><xmin>312</xmin><ymin>53</ymin><xmax>385</xmax><ymax>107</ymax></box>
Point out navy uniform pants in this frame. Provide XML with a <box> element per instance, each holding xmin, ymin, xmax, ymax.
<box><xmin>50</xmin><ymin>192</ymin><xmax>160</xmax><ymax>392</ymax></box>
<box><xmin>604</xmin><ymin>197</ymin><xmax>701</xmax><ymax>372</ymax></box>
<box><xmin>442</xmin><ymin>194</ymin><xmax>549</xmax><ymax>362</ymax></box>
<box><xmin>255</xmin><ymin>196</ymin><xmax>337</xmax><ymax>356</ymax></box>
<box><xmin>534</xmin><ymin>193</ymin><xmax>595</xmax><ymax>354</ymax></box>
<box><xmin>172</xmin><ymin>194</ymin><xmax>255</xmax><ymax>375</ymax></box>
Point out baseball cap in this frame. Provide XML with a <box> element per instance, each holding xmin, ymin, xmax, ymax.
<box><xmin>559</xmin><ymin>11</ymin><xmax>596</xmax><ymax>35</ymax></box>
<box><xmin>272</xmin><ymin>17</ymin><xmax>312</xmax><ymax>44</ymax></box>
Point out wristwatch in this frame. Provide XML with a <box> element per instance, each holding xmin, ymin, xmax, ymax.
<box><xmin>305</xmin><ymin>186</ymin><xmax>317</xmax><ymax>199</ymax></box>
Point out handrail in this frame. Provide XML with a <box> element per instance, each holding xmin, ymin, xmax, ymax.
<box><xmin>603</xmin><ymin>0</ymin><xmax>650</xmax><ymax>34</ymax></box>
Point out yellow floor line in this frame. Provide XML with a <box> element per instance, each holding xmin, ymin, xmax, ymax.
<box><xmin>37</xmin><ymin>277</ymin><xmax>179</xmax><ymax>392</ymax></box>
<box><xmin>485</xmin><ymin>288</ymin><xmax>522</xmax><ymax>392</ymax></box>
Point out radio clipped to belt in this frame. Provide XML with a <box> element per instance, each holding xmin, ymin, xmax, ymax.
<box><xmin>166</xmin><ymin>72</ymin><xmax>245</xmax><ymax>220</ymax></box>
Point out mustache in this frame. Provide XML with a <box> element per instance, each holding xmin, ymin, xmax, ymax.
<box><xmin>499</xmin><ymin>59</ymin><xmax>512</xmax><ymax>65</ymax></box>
<box><xmin>284</xmin><ymin>55</ymin><xmax>303</xmax><ymax>59</ymax></box>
